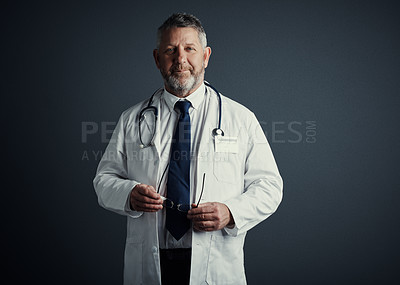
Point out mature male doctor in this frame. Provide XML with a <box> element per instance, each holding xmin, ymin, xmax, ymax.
<box><xmin>93</xmin><ymin>13</ymin><xmax>283</xmax><ymax>285</ymax></box>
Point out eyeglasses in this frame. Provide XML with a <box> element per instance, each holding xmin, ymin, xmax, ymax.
<box><xmin>157</xmin><ymin>164</ymin><xmax>205</xmax><ymax>213</ymax></box>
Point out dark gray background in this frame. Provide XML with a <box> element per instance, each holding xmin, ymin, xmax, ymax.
<box><xmin>3</xmin><ymin>0</ymin><xmax>399</xmax><ymax>284</ymax></box>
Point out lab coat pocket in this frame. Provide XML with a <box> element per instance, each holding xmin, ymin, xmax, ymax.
<box><xmin>123</xmin><ymin>238</ymin><xmax>143</xmax><ymax>285</ymax></box>
<box><xmin>213</xmin><ymin>152</ymin><xmax>240</xmax><ymax>185</ymax></box>
<box><xmin>206</xmin><ymin>235</ymin><xmax>245</xmax><ymax>285</ymax></box>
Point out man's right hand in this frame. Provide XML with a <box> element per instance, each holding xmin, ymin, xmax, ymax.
<box><xmin>129</xmin><ymin>184</ymin><xmax>163</xmax><ymax>212</ymax></box>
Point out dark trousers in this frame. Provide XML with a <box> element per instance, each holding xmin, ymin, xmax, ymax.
<box><xmin>160</xmin><ymin>248</ymin><xmax>191</xmax><ymax>285</ymax></box>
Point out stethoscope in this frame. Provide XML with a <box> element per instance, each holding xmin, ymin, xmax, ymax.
<box><xmin>139</xmin><ymin>81</ymin><xmax>224</xmax><ymax>148</ymax></box>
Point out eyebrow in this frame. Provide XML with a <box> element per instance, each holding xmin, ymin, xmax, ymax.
<box><xmin>165</xmin><ymin>42</ymin><xmax>198</xmax><ymax>47</ymax></box>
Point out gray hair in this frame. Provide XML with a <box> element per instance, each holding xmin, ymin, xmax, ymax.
<box><xmin>156</xmin><ymin>13</ymin><xmax>207</xmax><ymax>49</ymax></box>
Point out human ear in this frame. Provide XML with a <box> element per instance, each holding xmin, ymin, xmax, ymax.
<box><xmin>203</xmin><ymin>47</ymin><xmax>212</xmax><ymax>68</ymax></box>
<box><xmin>153</xmin><ymin>49</ymin><xmax>160</xmax><ymax>69</ymax></box>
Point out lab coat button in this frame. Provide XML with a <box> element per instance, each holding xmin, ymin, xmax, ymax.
<box><xmin>152</xmin><ymin>246</ymin><xmax>158</xmax><ymax>253</ymax></box>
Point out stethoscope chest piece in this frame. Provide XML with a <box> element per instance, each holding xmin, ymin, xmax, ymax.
<box><xmin>212</xmin><ymin>128</ymin><xmax>224</xmax><ymax>137</ymax></box>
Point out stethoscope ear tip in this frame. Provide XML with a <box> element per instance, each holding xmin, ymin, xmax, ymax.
<box><xmin>139</xmin><ymin>144</ymin><xmax>144</xmax><ymax>149</ymax></box>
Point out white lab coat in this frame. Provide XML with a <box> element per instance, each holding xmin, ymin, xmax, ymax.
<box><xmin>93</xmin><ymin>85</ymin><xmax>283</xmax><ymax>285</ymax></box>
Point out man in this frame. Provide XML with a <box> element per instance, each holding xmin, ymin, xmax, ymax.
<box><xmin>94</xmin><ymin>13</ymin><xmax>283</xmax><ymax>285</ymax></box>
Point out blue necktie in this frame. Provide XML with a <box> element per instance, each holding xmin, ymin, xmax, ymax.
<box><xmin>166</xmin><ymin>100</ymin><xmax>191</xmax><ymax>240</ymax></box>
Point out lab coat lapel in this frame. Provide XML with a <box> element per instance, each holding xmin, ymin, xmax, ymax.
<box><xmin>148</xmin><ymin>92</ymin><xmax>162</xmax><ymax>158</ymax></box>
<box><xmin>194</xmin><ymin>86</ymin><xmax>219</xmax><ymax>204</ymax></box>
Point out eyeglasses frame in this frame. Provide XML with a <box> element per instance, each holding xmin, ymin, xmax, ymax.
<box><xmin>157</xmin><ymin>164</ymin><xmax>205</xmax><ymax>212</ymax></box>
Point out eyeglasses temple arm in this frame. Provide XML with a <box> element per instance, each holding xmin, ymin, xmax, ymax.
<box><xmin>157</xmin><ymin>163</ymin><xmax>169</xmax><ymax>194</ymax></box>
<box><xmin>195</xmin><ymin>173</ymin><xmax>206</xmax><ymax>207</ymax></box>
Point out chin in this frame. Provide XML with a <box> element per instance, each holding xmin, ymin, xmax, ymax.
<box><xmin>172</xmin><ymin>75</ymin><xmax>192</xmax><ymax>85</ymax></box>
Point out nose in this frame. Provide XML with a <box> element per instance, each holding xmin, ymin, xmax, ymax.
<box><xmin>175</xmin><ymin>46</ymin><xmax>187</xmax><ymax>64</ymax></box>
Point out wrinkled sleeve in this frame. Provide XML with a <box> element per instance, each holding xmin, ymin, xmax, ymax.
<box><xmin>224</xmin><ymin>113</ymin><xmax>283</xmax><ymax>236</ymax></box>
<box><xmin>93</xmin><ymin>112</ymin><xmax>143</xmax><ymax>218</ymax></box>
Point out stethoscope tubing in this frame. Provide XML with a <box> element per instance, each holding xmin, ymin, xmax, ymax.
<box><xmin>204</xmin><ymin>81</ymin><xmax>222</xmax><ymax>130</ymax></box>
<box><xmin>139</xmin><ymin>81</ymin><xmax>223</xmax><ymax>148</ymax></box>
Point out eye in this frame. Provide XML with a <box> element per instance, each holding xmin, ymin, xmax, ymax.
<box><xmin>186</xmin><ymin>47</ymin><xmax>195</xmax><ymax>51</ymax></box>
<box><xmin>165</xmin><ymin>47</ymin><xmax>175</xmax><ymax>54</ymax></box>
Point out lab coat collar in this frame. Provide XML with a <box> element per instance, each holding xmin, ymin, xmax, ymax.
<box><xmin>163</xmin><ymin>83</ymin><xmax>206</xmax><ymax>112</ymax></box>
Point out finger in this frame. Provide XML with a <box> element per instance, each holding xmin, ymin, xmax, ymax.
<box><xmin>187</xmin><ymin>213</ymin><xmax>215</xmax><ymax>221</ymax></box>
<box><xmin>193</xmin><ymin>221</ymin><xmax>216</xmax><ymax>231</ymax></box>
<box><xmin>187</xmin><ymin>203</ymin><xmax>198</xmax><ymax>215</ymax></box>
<box><xmin>135</xmin><ymin>200</ymin><xmax>163</xmax><ymax>209</ymax></box>
<box><xmin>134</xmin><ymin>186</ymin><xmax>162</xmax><ymax>204</ymax></box>
<box><xmin>133</xmin><ymin>201</ymin><xmax>163</xmax><ymax>211</ymax></box>
<box><xmin>133</xmin><ymin>193</ymin><xmax>163</xmax><ymax>204</ymax></box>
<box><xmin>137</xmin><ymin>184</ymin><xmax>160</xmax><ymax>199</ymax></box>
<box><xmin>188</xmin><ymin>203</ymin><xmax>215</xmax><ymax>215</ymax></box>
<box><xmin>134</xmin><ymin>205</ymin><xmax>162</xmax><ymax>212</ymax></box>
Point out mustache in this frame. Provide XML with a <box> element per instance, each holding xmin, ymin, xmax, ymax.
<box><xmin>170</xmin><ymin>64</ymin><xmax>193</xmax><ymax>73</ymax></box>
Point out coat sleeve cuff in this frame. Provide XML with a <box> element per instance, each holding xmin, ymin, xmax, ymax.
<box><xmin>223</xmin><ymin>224</ymin><xmax>239</xmax><ymax>236</ymax></box>
<box><xmin>124</xmin><ymin>186</ymin><xmax>144</xmax><ymax>218</ymax></box>
<box><xmin>222</xmin><ymin>203</ymin><xmax>239</xmax><ymax>236</ymax></box>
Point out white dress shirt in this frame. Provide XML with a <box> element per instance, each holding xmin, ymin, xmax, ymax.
<box><xmin>157</xmin><ymin>83</ymin><xmax>207</xmax><ymax>249</ymax></box>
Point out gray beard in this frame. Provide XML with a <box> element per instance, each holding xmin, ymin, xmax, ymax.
<box><xmin>162</xmin><ymin>66</ymin><xmax>204</xmax><ymax>97</ymax></box>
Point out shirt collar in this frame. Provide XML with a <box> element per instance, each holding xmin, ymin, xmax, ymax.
<box><xmin>163</xmin><ymin>83</ymin><xmax>206</xmax><ymax>112</ymax></box>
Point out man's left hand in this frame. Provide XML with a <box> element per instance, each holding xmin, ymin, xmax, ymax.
<box><xmin>187</xmin><ymin>202</ymin><xmax>234</xmax><ymax>232</ymax></box>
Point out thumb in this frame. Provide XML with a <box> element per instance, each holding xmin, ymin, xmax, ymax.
<box><xmin>146</xmin><ymin>185</ymin><xmax>156</xmax><ymax>192</ymax></box>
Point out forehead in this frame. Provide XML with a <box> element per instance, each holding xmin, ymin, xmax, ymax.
<box><xmin>159</xmin><ymin>27</ymin><xmax>201</xmax><ymax>46</ymax></box>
